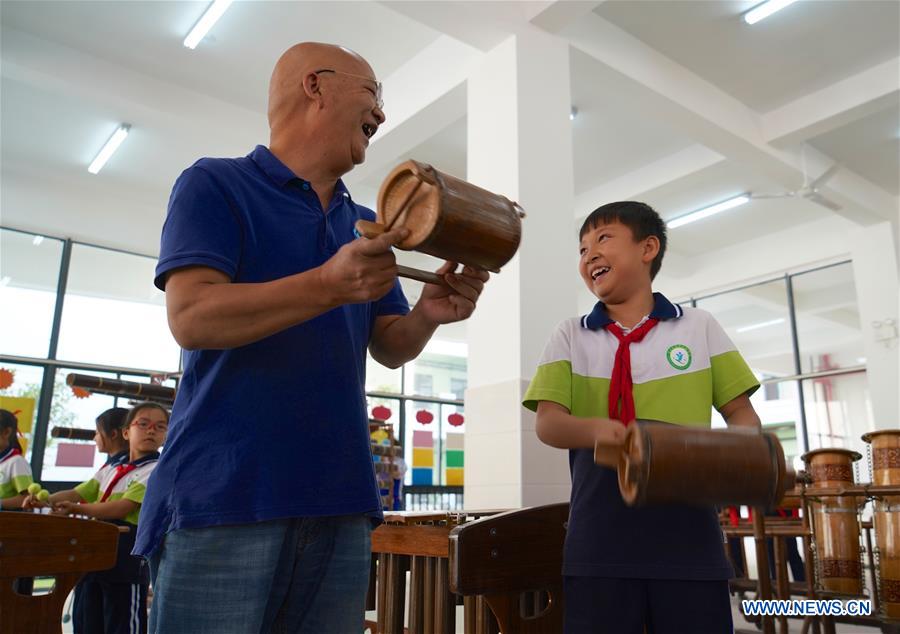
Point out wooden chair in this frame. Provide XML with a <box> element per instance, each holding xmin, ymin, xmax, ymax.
<box><xmin>449</xmin><ymin>503</ymin><xmax>568</xmax><ymax>633</ymax></box>
<box><xmin>0</xmin><ymin>513</ymin><xmax>119</xmax><ymax>634</ymax></box>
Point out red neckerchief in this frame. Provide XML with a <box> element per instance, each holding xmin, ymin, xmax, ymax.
<box><xmin>605</xmin><ymin>318</ymin><xmax>659</xmax><ymax>425</ymax></box>
<box><xmin>727</xmin><ymin>506</ymin><xmax>740</xmax><ymax>527</ymax></box>
<box><xmin>99</xmin><ymin>463</ymin><xmax>137</xmax><ymax>502</ymax></box>
<box><xmin>0</xmin><ymin>447</ymin><xmax>22</xmax><ymax>465</ymax></box>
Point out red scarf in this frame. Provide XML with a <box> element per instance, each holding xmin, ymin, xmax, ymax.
<box><xmin>100</xmin><ymin>463</ymin><xmax>137</xmax><ymax>502</ymax></box>
<box><xmin>0</xmin><ymin>447</ymin><xmax>22</xmax><ymax>464</ymax></box>
<box><xmin>606</xmin><ymin>318</ymin><xmax>659</xmax><ymax>425</ymax></box>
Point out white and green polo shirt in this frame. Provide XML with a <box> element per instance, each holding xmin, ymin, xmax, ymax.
<box><xmin>523</xmin><ymin>292</ymin><xmax>759</xmax><ymax>579</ymax></box>
<box><xmin>75</xmin><ymin>452</ymin><xmax>159</xmax><ymax>526</ymax></box>
<box><xmin>524</xmin><ymin>294</ymin><xmax>759</xmax><ymax>422</ymax></box>
<box><xmin>0</xmin><ymin>447</ymin><xmax>33</xmax><ymax>499</ymax></box>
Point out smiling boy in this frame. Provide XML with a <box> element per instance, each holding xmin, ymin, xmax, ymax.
<box><xmin>523</xmin><ymin>201</ymin><xmax>762</xmax><ymax>633</ymax></box>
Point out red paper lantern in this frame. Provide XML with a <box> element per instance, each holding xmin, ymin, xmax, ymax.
<box><xmin>372</xmin><ymin>405</ymin><xmax>392</xmax><ymax>421</ymax></box>
<box><xmin>71</xmin><ymin>387</ymin><xmax>91</xmax><ymax>399</ymax></box>
<box><xmin>448</xmin><ymin>413</ymin><xmax>465</xmax><ymax>427</ymax></box>
<box><xmin>0</xmin><ymin>368</ymin><xmax>13</xmax><ymax>390</ymax></box>
<box><xmin>415</xmin><ymin>410</ymin><xmax>434</xmax><ymax>425</ymax></box>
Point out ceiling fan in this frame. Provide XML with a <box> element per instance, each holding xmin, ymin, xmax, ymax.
<box><xmin>750</xmin><ymin>161</ymin><xmax>843</xmax><ymax>212</ymax></box>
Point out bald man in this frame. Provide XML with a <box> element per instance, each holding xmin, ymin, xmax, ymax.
<box><xmin>136</xmin><ymin>43</ymin><xmax>488</xmax><ymax>633</ymax></box>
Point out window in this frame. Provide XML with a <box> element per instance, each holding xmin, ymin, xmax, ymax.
<box><xmin>802</xmin><ymin>373</ymin><xmax>872</xmax><ymax>455</ymax></box>
<box><xmin>0</xmin><ymin>229</ymin><xmax>63</xmax><ymax>358</ymax></box>
<box><xmin>56</xmin><ymin>244</ymin><xmax>179</xmax><ymax>371</ymax></box>
<box><xmin>690</xmin><ymin>262</ymin><xmax>867</xmax><ymax>459</ymax></box>
<box><xmin>414</xmin><ymin>373</ymin><xmax>434</xmax><ymax>396</ymax></box>
<box><xmin>365</xmin><ymin>355</ymin><xmax>401</xmax><ymax>394</ymax></box>
<box><xmin>0</xmin><ymin>361</ymin><xmax>45</xmax><ymax>462</ymax></box>
<box><xmin>40</xmin><ymin>368</ymin><xmax>117</xmax><ymax>483</ymax></box>
<box><xmin>792</xmin><ymin>263</ymin><xmax>864</xmax><ymax>374</ymax></box>
<box><xmin>696</xmin><ymin>279</ymin><xmax>793</xmax><ymax>378</ymax></box>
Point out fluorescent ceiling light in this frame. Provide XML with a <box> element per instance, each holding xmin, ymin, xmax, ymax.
<box><xmin>736</xmin><ymin>318</ymin><xmax>785</xmax><ymax>333</ymax></box>
<box><xmin>744</xmin><ymin>0</ymin><xmax>798</xmax><ymax>25</ymax></box>
<box><xmin>184</xmin><ymin>0</ymin><xmax>233</xmax><ymax>49</ymax></box>
<box><xmin>32</xmin><ymin>235</ymin><xmax>44</xmax><ymax>246</ymax></box>
<box><xmin>88</xmin><ymin>124</ymin><xmax>130</xmax><ymax>174</ymax></box>
<box><xmin>667</xmin><ymin>194</ymin><xmax>750</xmax><ymax>229</ymax></box>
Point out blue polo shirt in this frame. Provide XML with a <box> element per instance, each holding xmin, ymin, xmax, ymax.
<box><xmin>134</xmin><ymin>146</ymin><xmax>409</xmax><ymax>557</ymax></box>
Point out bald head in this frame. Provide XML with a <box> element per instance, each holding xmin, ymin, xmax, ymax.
<box><xmin>268</xmin><ymin>42</ymin><xmax>373</xmax><ymax>130</ymax></box>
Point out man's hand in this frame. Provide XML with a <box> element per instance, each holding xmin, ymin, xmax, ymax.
<box><xmin>318</xmin><ymin>228</ymin><xmax>410</xmax><ymax>305</ymax></box>
<box><xmin>414</xmin><ymin>262</ymin><xmax>490</xmax><ymax>325</ymax></box>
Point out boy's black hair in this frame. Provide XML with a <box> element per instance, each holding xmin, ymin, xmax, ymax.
<box><xmin>0</xmin><ymin>408</ymin><xmax>22</xmax><ymax>452</ymax></box>
<box><xmin>95</xmin><ymin>407</ymin><xmax>129</xmax><ymax>437</ymax></box>
<box><xmin>579</xmin><ymin>201</ymin><xmax>667</xmax><ymax>280</ymax></box>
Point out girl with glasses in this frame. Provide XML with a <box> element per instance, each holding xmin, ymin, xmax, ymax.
<box><xmin>50</xmin><ymin>402</ymin><xmax>169</xmax><ymax>634</ymax></box>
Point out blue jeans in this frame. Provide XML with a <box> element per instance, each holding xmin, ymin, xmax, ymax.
<box><xmin>148</xmin><ymin>515</ymin><xmax>372</xmax><ymax>633</ymax></box>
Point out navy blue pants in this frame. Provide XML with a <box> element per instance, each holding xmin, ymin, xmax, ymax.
<box><xmin>73</xmin><ymin>577</ymin><xmax>148</xmax><ymax>634</ymax></box>
<box><xmin>564</xmin><ymin>576</ymin><xmax>733</xmax><ymax>634</ymax></box>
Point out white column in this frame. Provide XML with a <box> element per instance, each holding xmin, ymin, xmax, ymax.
<box><xmin>849</xmin><ymin>222</ymin><xmax>900</xmax><ymax>430</ymax></box>
<box><xmin>464</xmin><ymin>29</ymin><xmax>578</xmax><ymax>509</ymax></box>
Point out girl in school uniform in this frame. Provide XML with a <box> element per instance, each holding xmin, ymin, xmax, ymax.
<box><xmin>50</xmin><ymin>402</ymin><xmax>169</xmax><ymax>634</ymax></box>
<box><xmin>0</xmin><ymin>408</ymin><xmax>34</xmax><ymax>509</ymax></box>
<box><xmin>23</xmin><ymin>406</ymin><xmax>131</xmax><ymax>626</ymax></box>
<box><xmin>24</xmin><ymin>407</ymin><xmax>132</xmax><ymax>510</ymax></box>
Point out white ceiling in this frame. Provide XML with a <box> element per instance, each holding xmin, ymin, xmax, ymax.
<box><xmin>810</xmin><ymin>104</ymin><xmax>900</xmax><ymax>195</ymax></box>
<box><xmin>1</xmin><ymin>0</ymin><xmax>898</xmax><ymax>352</ymax></box>
<box><xmin>1</xmin><ymin>1</ymin><xmax>440</xmax><ymax>114</ymax></box>
<box><xmin>594</xmin><ymin>0</ymin><xmax>900</xmax><ymax>112</ymax></box>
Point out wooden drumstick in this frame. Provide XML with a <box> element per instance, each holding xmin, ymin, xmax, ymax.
<box><xmin>594</xmin><ymin>439</ymin><xmax>624</xmax><ymax>468</ymax></box>
<box><xmin>353</xmin><ymin>220</ymin><xmax>450</xmax><ymax>287</ymax></box>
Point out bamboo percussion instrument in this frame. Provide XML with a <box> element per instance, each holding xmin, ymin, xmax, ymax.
<box><xmin>369</xmin><ymin>510</ymin><xmax>496</xmax><ymax>634</ymax></box>
<box><xmin>66</xmin><ymin>373</ymin><xmax>175</xmax><ymax>404</ymax></box>
<box><xmin>594</xmin><ymin>421</ymin><xmax>795</xmax><ymax>508</ymax></box>
<box><xmin>354</xmin><ymin>160</ymin><xmax>525</xmax><ymax>285</ymax></box>
<box><xmin>368</xmin><ymin>505</ymin><xmax>566</xmax><ymax>634</ymax></box>
<box><xmin>802</xmin><ymin>447</ymin><xmax>864</xmax><ymax>595</ymax></box>
<box><xmin>863</xmin><ymin>429</ymin><xmax>900</xmax><ymax>618</ymax></box>
<box><xmin>51</xmin><ymin>427</ymin><xmax>96</xmax><ymax>441</ymax></box>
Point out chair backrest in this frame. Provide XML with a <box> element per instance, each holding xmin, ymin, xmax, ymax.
<box><xmin>0</xmin><ymin>513</ymin><xmax>119</xmax><ymax>634</ymax></box>
<box><xmin>449</xmin><ymin>503</ymin><xmax>568</xmax><ymax>633</ymax></box>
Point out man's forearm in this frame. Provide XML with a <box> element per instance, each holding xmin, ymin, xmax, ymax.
<box><xmin>369</xmin><ymin>305</ymin><xmax>439</xmax><ymax>369</ymax></box>
<box><xmin>168</xmin><ymin>268</ymin><xmax>340</xmax><ymax>350</ymax></box>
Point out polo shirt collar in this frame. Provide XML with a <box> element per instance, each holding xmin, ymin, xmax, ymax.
<box><xmin>581</xmin><ymin>292</ymin><xmax>684</xmax><ymax>331</ymax></box>
<box><xmin>105</xmin><ymin>450</ymin><xmax>129</xmax><ymax>467</ymax></box>
<box><xmin>128</xmin><ymin>451</ymin><xmax>160</xmax><ymax>468</ymax></box>
<box><xmin>249</xmin><ymin>145</ymin><xmax>352</xmax><ymax>201</ymax></box>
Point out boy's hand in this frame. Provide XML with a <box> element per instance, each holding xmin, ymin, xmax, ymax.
<box><xmin>594</xmin><ymin>418</ymin><xmax>627</xmax><ymax>445</ymax></box>
<box><xmin>593</xmin><ymin>418</ymin><xmax>627</xmax><ymax>467</ymax></box>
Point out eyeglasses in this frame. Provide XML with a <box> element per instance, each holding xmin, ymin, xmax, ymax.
<box><xmin>314</xmin><ymin>68</ymin><xmax>383</xmax><ymax>110</ymax></box>
<box><xmin>130</xmin><ymin>418</ymin><xmax>168</xmax><ymax>432</ymax></box>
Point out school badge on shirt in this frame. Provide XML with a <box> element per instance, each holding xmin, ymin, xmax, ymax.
<box><xmin>666</xmin><ymin>344</ymin><xmax>692</xmax><ymax>370</ymax></box>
